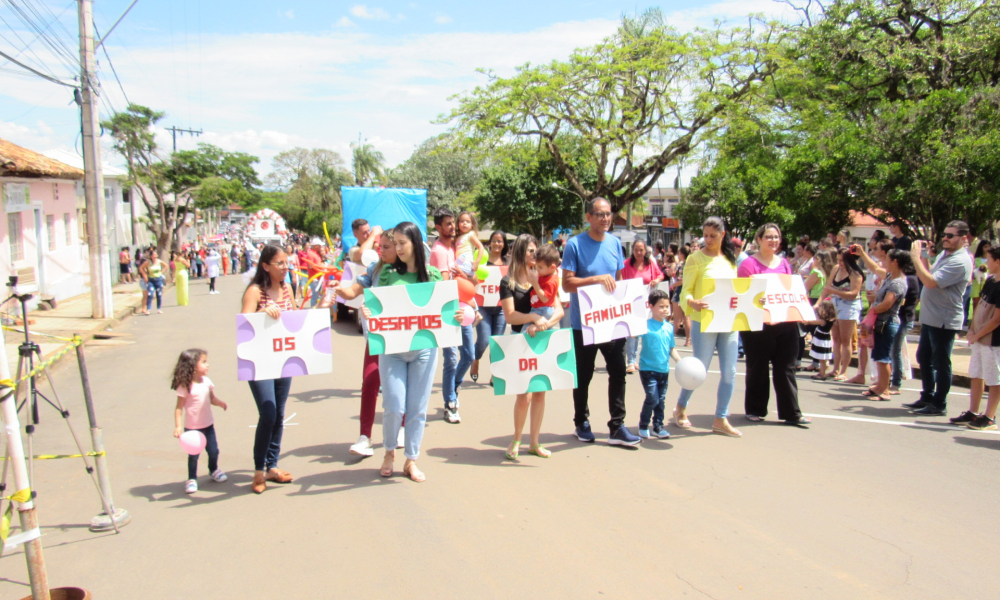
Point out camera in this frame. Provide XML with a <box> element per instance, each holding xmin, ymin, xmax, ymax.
<box><xmin>7</xmin><ymin>275</ymin><xmax>17</xmax><ymax>288</ymax></box>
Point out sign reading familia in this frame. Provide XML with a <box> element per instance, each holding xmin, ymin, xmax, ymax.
<box><xmin>364</xmin><ymin>280</ymin><xmax>461</xmax><ymax>355</ymax></box>
<box><xmin>236</xmin><ymin>309</ymin><xmax>333</xmax><ymax>381</ymax></box>
<box><xmin>577</xmin><ymin>278</ymin><xmax>648</xmax><ymax>345</ymax></box>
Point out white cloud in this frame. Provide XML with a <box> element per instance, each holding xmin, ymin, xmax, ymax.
<box><xmin>0</xmin><ymin>0</ymin><xmax>796</xmax><ymax>177</ymax></box>
<box><xmin>280</xmin><ymin>10</ymin><xmax>294</xmax><ymax>20</ymax></box>
<box><xmin>350</xmin><ymin>5</ymin><xmax>391</xmax><ymax>20</ymax></box>
<box><xmin>434</xmin><ymin>14</ymin><xmax>453</xmax><ymax>24</ymax></box>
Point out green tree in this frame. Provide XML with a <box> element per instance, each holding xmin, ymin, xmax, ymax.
<box><xmin>385</xmin><ymin>134</ymin><xmax>481</xmax><ymax>211</ymax></box>
<box><xmin>264</xmin><ymin>147</ymin><xmax>352</xmax><ymax>235</ymax></box>
<box><xmin>351</xmin><ymin>142</ymin><xmax>386</xmax><ymax>186</ymax></box>
<box><xmin>473</xmin><ymin>141</ymin><xmax>596</xmax><ymax>238</ymax></box>
<box><xmin>446</xmin><ymin>17</ymin><xmax>785</xmax><ymax>213</ymax></box>
<box><xmin>102</xmin><ymin>105</ymin><xmax>263</xmax><ymax>254</ymax></box>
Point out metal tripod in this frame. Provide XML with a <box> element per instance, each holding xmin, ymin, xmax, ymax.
<box><xmin>0</xmin><ymin>292</ymin><xmax>120</xmax><ymax>534</ymax></box>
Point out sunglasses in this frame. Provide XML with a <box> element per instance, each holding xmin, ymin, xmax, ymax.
<box><xmin>943</xmin><ymin>233</ymin><xmax>959</xmax><ymax>239</ymax></box>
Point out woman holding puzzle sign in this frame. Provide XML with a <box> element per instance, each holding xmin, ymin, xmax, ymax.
<box><xmin>240</xmin><ymin>244</ymin><xmax>296</xmax><ymax>494</ymax></box>
<box><xmin>674</xmin><ymin>216</ymin><xmax>743</xmax><ymax>438</ymax></box>
<box><xmin>368</xmin><ymin>222</ymin><xmax>465</xmax><ymax>482</ymax></box>
<box><xmin>499</xmin><ymin>234</ymin><xmax>564</xmax><ymax>460</ymax></box>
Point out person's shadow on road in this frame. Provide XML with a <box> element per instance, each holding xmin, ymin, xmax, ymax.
<box><xmin>129</xmin><ymin>470</ymin><xmax>256</xmax><ymax>507</ymax></box>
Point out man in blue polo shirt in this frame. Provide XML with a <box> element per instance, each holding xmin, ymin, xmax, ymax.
<box><xmin>562</xmin><ymin>198</ymin><xmax>640</xmax><ymax>446</ymax></box>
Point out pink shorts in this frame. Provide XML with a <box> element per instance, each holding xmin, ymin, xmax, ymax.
<box><xmin>968</xmin><ymin>343</ymin><xmax>1000</xmax><ymax>386</ymax></box>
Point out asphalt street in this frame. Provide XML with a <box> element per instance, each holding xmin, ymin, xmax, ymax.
<box><xmin>1</xmin><ymin>273</ymin><xmax>997</xmax><ymax>599</ymax></box>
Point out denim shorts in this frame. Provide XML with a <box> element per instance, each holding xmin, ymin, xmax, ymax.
<box><xmin>834</xmin><ymin>297</ymin><xmax>861</xmax><ymax>321</ymax></box>
<box><xmin>871</xmin><ymin>320</ymin><xmax>899</xmax><ymax>363</ymax></box>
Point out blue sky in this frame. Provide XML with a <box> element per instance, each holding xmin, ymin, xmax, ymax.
<box><xmin>1</xmin><ymin>1</ymin><xmax>792</xmax><ymax>180</ymax></box>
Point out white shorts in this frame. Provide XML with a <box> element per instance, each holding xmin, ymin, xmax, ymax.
<box><xmin>968</xmin><ymin>343</ymin><xmax>1000</xmax><ymax>386</ymax></box>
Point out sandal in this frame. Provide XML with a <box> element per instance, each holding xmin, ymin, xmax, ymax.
<box><xmin>402</xmin><ymin>460</ymin><xmax>425</xmax><ymax>483</ymax></box>
<box><xmin>745</xmin><ymin>414</ymin><xmax>765</xmax><ymax>422</ymax></box>
<box><xmin>861</xmin><ymin>389</ymin><xmax>881</xmax><ymax>398</ymax></box>
<box><xmin>505</xmin><ymin>441</ymin><xmax>521</xmax><ymax>461</ymax></box>
<box><xmin>265</xmin><ymin>468</ymin><xmax>294</xmax><ymax>483</ymax></box>
<box><xmin>712</xmin><ymin>422</ymin><xmax>743</xmax><ymax>438</ymax></box>
<box><xmin>672</xmin><ymin>408</ymin><xmax>692</xmax><ymax>429</ymax></box>
<box><xmin>251</xmin><ymin>471</ymin><xmax>266</xmax><ymax>494</ymax></box>
<box><xmin>831</xmin><ymin>375</ymin><xmax>847</xmax><ymax>381</ymax></box>
<box><xmin>811</xmin><ymin>373</ymin><xmax>828</xmax><ymax>381</ymax></box>
<box><xmin>784</xmin><ymin>416</ymin><xmax>813</xmax><ymax>426</ymax></box>
<box><xmin>380</xmin><ymin>453</ymin><xmax>394</xmax><ymax>478</ymax></box>
<box><xmin>528</xmin><ymin>444</ymin><xmax>551</xmax><ymax>458</ymax></box>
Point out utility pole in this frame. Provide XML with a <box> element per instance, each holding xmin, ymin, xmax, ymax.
<box><xmin>79</xmin><ymin>0</ymin><xmax>113</xmax><ymax>319</ymax></box>
<box><xmin>166</xmin><ymin>126</ymin><xmax>202</xmax><ymax>152</ymax></box>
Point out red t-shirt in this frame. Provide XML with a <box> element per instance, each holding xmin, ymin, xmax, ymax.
<box><xmin>530</xmin><ymin>273</ymin><xmax>559</xmax><ymax>308</ymax></box>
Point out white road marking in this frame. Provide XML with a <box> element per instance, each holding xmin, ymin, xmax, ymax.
<box><xmin>703</xmin><ymin>370</ymin><xmax>971</xmax><ymax>396</ymax></box>
<box><xmin>802</xmin><ymin>413</ymin><xmax>1000</xmax><ymax>435</ymax></box>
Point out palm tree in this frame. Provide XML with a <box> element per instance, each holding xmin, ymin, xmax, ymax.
<box><xmin>618</xmin><ymin>7</ymin><xmax>665</xmax><ymax>40</ymax></box>
<box><xmin>351</xmin><ymin>142</ymin><xmax>386</xmax><ymax>186</ymax></box>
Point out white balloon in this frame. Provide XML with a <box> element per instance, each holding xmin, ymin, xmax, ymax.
<box><xmin>361</xmin><ymin>249</ymin><xmax>380</xmax><ymax>267</ymax></box>
<box><xmin>674</xmin><ymin>356</ymin><xmax>707</xmax><ymax>391</ymax></box>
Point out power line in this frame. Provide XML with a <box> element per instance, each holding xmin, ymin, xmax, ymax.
<box><xmin>0</xmin><ymin>46</ymin><xmax>75</xmax><ymax>87</ymax></box>
<box><xmin>0</xmin><ymin>12</ymin><xmax>60</xmax><ymax>78</ymax></box>
<box><xmin>3</xmin><ymin>0</ymin><xmax>78</xmax><ymax>72</ymax></box>
<box><xmin>93</xmin><ymin>22</ymin><xmax>130</xmax><ymax>107</ymax></box>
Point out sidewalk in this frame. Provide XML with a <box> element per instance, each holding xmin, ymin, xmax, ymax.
<box><xmin>3</xmin><ymin>282</ymin><xmax>147</xmax><ymax>379</ymax></box>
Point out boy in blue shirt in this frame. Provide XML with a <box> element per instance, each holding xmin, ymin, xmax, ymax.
<box><xmin>638</xmin><ymin>289</ymin><xmax>680</xmax><ymax>439</ymax></box>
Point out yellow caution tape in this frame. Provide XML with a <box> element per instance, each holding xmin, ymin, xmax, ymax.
<box><xmin>1</xmin><ymin>451</ymin><xmax>104</xmax><ymax>461</ymax></box>
<box><xmin>12</xmin><ymin>336</ymin><xmax>83</xmax><ymax>386</ymax></box>
<box><xmin>1</xmin><ymin>488</ymin><xmax>31</xmax><ymax>552</ymax></box>
<box><xmin>1</xmin><ymin>326</ymin><xmax>77</xmax><ymax>342</ymax></box>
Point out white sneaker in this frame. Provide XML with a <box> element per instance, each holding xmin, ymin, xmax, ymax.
<box><xmin>184</xmin><ymin>479</ymin><xmax>198</xmax><ymax>494</ymax></box>
<box><xmin>210</xmin><ymin>469</ymin><xmax>227</xmax><ymax>482</ymax></box>
<box><xmin>397</xmin><ymin>428</ymin><xmax>405</xmax><ymax>449</ymax></box>
<box><xmin>444</xmin><ymin>403</ymin><xmax>462</xmax><ymax>424</ymax></box>
<box><xmin>349</xmin><ymin>435</ymin><xmax>374</xmax><ymax>457</ymax></box>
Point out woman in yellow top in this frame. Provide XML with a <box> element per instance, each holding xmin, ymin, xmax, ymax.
<box><xmin>174</xmin><ymin>251</ymin><xmax>191</xmax><ymax>306</ymax></box>
<box><xmin>672</xmin><ymin>216</ymin><xmax>742</xmax><ymax>438</ymax></box>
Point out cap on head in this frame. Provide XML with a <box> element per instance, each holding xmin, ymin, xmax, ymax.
<box><xmin>310</xmin><ymin>237</ymin><xmax>323</xmax><ymax>246</ymax></box>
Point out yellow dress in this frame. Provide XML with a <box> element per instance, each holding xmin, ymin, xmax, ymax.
<box><xmin>176</xmin><ymin>267</ymin><xmax>189</xmax><ymax>306</ymax></box>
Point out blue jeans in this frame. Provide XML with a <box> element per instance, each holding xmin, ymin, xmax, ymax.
<box><xmin>380</xmin><ymin>349</ymin><xmax>439</xmax><ymax>460</ymax></box>
<box><xmin>916</xmin><ymin>324</ymin><xmax>958</xmax><ymax>409</ymax></box>
<box><xmin>639</xmin><ymin>371</ymin><xmax>669</xmax><ymax>429</ymax></box>
<box><xmin>890</xmin><ymin>321</ymin><xmax>913</xmax><ymax>388</ymax></box>
<box><xmin>676</xmin><ymin>320</ymin><xmax>739</xmax><ymax>418</ymax></box>
<box><xmin>146</xmin><ymin>276</ymin><xmax>164</xmax><ymax>310</ymax></box>
<box><xmin>185</xmin><ymin>424</ymin><xmax>219</xmax><ymax>480</ymax></box>
<box><xmin>475</xmin><ymin>306</ymin><xmax>506</xmax><ymax>360</ymax></box>
<box><xmin>442</xmin><ymin>324</ymin><xmax>474</xmax><ymax>406</ymax></box>
<box><xmin>248</xmin><ymin>377</ymin><xmax>292</xmax><ymax>471</ymax></box>
<box><xmin>626</xmin><ymin>337</ymin><xmax>640</xmax><ymax>366</ymax></box>
<box><xmin>529</xmin><ymin>306</ymin><xmax>554</xmax><ymax>320</ymax></box>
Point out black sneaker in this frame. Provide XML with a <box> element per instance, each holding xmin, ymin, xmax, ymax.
<box><xmin>902</xmin><ymin>400</ymin><xmax>929</xmax><ymax>409</ymax></box>
<box><xmin>967</xmin><ymin>415</ymin><xmax>997</xmax><ymax>431</ymax></box>
<box><xmin>949</xmin><ymin>411</ymin><xmax>979</xmax><ymax>425</ymax></box>
<box><xmin>912</xmin><ymin>405</ymin><xmax>946</xmax><ymax>416</ymax></box>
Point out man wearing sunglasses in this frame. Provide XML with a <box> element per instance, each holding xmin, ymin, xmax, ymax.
<box><xmin>905</xmin><ymin>221</ymin><xmax>974</xmax><ymax>416</ymax></box>
<box><xmin>562</xmin><ymin>198</ymin><xmax>640</xmax><ymax>446</ymax></box>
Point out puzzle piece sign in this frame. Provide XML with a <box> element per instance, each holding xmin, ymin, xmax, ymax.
<box><xmin>578</xmin><ymin>278</ymin><xmax>648</xmax><ymax>345</ymax></box>
<box><xmin>336</xmin><ymin>261</ymin><xmax>366</xmax><ymax>308</ymax></box>
<box><xmin>364</xmin><ymin>280</ymin><xmax>461</xmax><ymax>355</ymax></box>
<box><xmin>557</xmin><ymin>268</ymin><xmax>570</xmax><ymax>304</ymax></box>
<box><xmin>758</xmin><ymin>274</ymin><xmax>817</xmax><ymax>324</ymax></box>
<box><xmin>696</xmin><ymin>275</ymin><xmax>816</xmax><ymax>333</ymax></box>
<box><xmin>236</xmin><ymin>309</ymin><xmax>333</xmax><ymax>381</ymax></box>
<box><xmin>475</xmin><ymin>265</ymin><xmax>508</xmax><ymax>307</ymax></box>
<box><xmin>489</xmin><ymin>329</ymin><xmax>577</xmax><ymax>395</ymax></box>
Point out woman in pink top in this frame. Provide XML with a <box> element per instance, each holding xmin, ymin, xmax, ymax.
<box><xmin>737</xmin><ymin>223</ymin><xmax>811</xmax><ymax>426</ymax></box>
<box><xmin>622</xmin><ymin>240</ymin><xmax>665</xmax><ymax>372</ymax></box>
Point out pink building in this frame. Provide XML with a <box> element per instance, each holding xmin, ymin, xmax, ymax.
<box><xmin>1</xmin><ymin>138</ymin><xmax>90</xmax><ymax>309</ymax></box>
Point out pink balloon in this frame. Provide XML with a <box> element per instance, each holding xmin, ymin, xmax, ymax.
<box><xmin>179</xmin><ymin>430</ymin><xmax>207</xmax><ymax>455</ymax></box>
<box><xmin>460</xmin><ymin>303</ymin><xmax>476</xmax><ymax>326</ymax></box>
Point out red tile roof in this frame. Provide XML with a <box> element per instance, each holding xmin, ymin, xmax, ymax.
<box><xmin>0</xmin><ymin>138</ymin><xmax>84</xmax><ymax>180</ymax></box>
